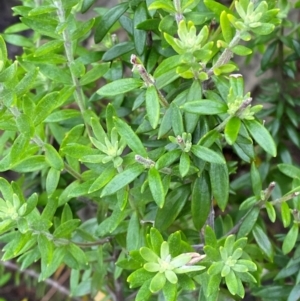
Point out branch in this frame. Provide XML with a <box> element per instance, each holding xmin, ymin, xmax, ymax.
<box><xmin>1</xmin><ymin>261</ymin><xmax>80</xmax><ymax>301</ymax></box>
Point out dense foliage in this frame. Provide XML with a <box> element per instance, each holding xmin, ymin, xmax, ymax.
<box><xmin>0</xmin><ymin>0</ymin><xmax>300</xmax><ymax>300</ymax></box>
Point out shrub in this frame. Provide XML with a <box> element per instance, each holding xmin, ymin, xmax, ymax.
<box><xmin>0</xmin><ymin>0</ymin><xmax>300</xmax><ymax>300</ymax></box>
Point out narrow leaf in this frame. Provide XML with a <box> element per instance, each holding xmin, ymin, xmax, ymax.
<box><xmin>114</xmin><ymin>117</ymin><xmax>148</xmax><ymax>157</ymax></box>
<box><xmin>192</xmin><ymin>145</ymin><xmax>225</xmax><ymax>164</ymax></box>
<box><xmin>101</xmin><ymin>165</ymin><xmax>144</xmax><ymax>197</ymax></box>
<box><xmin>97</xmin><ymin>78</ymin><xmax>143</xmax><ymax>96</ymax></box>
<box><xmin>148</xmin><ymin>168</ymin><xmax>165</xmax><ymax>208</ymax></box>
<box><xmin>192</xmin><ymin>172</ymin><xmax>211</xmax><ymax>230</ymax></box>
<box><xmin>146</xmin><ymin>85</ymin><xmax>160</xmax><ymax>129</ymax></box>
<box><xmin>244</xmin><ymin>119</ymin><xmax>277</xmax><ymax>157</ymax></box>
<box><xmin>94</xmin><ymin>3</ymin><xmax>129</xmax><ymax>43</ymax></box>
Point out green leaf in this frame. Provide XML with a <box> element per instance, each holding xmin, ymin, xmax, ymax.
<box><xmin>136</xmin><ymin>279</ymin><xmax>152</xmax><ymax>301</ymax></box>
<box><xmin>171</xmin><ymin>104</ymin><xmax>184</xmax><ymax>136</ymax></box>
<box><xmin>207</xmin><ymin>274</ymin><xmax>222</xmax><ymax>296</ymax></box>
<box><xmin>192</xmin><ymin>172</ymin><xmax>211</xmax><ymax>230</ymax></box>
<box><xmin>81</xmin><ymin>0</ymin><xmax>97</xmax><ymax>13</ymax></box>
<box><xmin>114</xmin><ymin>117</ymin><xmax>148</xmax><ymax>157</ymax></box>
<box><xmin>67</xmin><ymin>243</ymin><xmax>88</xmax><ymax>267</ymax></box>
<box><xmin>209</xmin><ymin>163</ymin><xmax>229</xmax><ymax>211</ymax></box>
<box><xmin>79</xmin><ymin>62</ymin><xmax>110</xmax><ymax>85</ymax></box>
<box><xmin>33</xmin><ymin>92</ymin><xmax>61</xmax><ymax>125</ymax></box>
<box><xmin>101</xmin><ymin>165</ymin><xmax>144</xmax><ymax>197</ymax></box>
<box><xmin>204</xmin><ymin>0</ymin><xmax>232</xmax><ymax>19</ymax></box>
<box><xmin>150</xmin><ymin>272</ymin><xmax>166</xmax><ymax>293</ymax></box>
<box><xmin>146</xmin><ymin>85</ymin><xmax>160</xmax><ymax>129</ymax></box>
<box><xmin>97</xmin><ymin>78</ymin><xmax>143</xmax><ymax>96</ymax></box>
<box><xmin>163</xmin><ymin>281</ymin><xmax>177</xmax><ymax>301</ymax></box>
<box><xmin>156</xmin><ymin>150</ymin><xmax>181</xmax><ymax>170</ymax></box>
<box><xmin>205</xmin><ymin>225</ymin><xmax>218</xmax><ymax>248</ymax></box>
<box><xmin>265</xmin><ymin>202</ymin><xmax>276</xmax><ymax>223</ymax></box>
<box><xmin>237</xmin><ymin>207</ymin><xmax>260</xmax><ymax>238</ymax></box>
<box><xmin>225</xmin><ymin>269</ymin><xmax>238</xmax><ymax>295</ymax></box>
<box><xmin>89</xmin><ymin>165</ymin><xmax>116</xmax><ymax>193</ymax></box>
<box><xmin>46</xmin><ymin>167</ymin><xmax>60</xmax><ymax>196</ymax></box>
<box><xmin>44</xmin><ymin>144</ymin><xmax>64</xmax><ymax>170</ymax></box>
<box><xmin>282</xmin><ymin>223</ymin><xmax>299</xmax><ymax>254</ymax></box>
<box><xmin>278</xmin><ymin>164</ymin><xmax>300</xmax><ymax>179</ymax></box>
<box><xmin>71</xmin><ymin>18</ymin><xmax>95</xmax><ymax>40</ymax></box>
<box><xmin>127</xmin><ymin>211</ymin><xmax>141</xmax><ymax>251</ymax></box>
<box><xmin>250</xmin><ymin>162</ymin><xmax>262</xmax><ymax>198</ymax></box>
<box><xmin>15</xmin><ymin>68</ymin><xmax>39</xmax><ymax>97</ymax></box>
<box><xmin>253</xmin><ymin>224</ymin><xmax>274</xmax><ymax>261</ymax></box>
<box><xmin>244</xmin><ymin>119</ymin><xmax>277</xmax><ymax>157</ymax></box>
<box><xmin>96</xmin><ymin>206</ymin><xmax>129</xmax><ymax>236</ymax></box>
<box><xmin>155</xmin><ymin>186</ymin><xmax>190</xmax><ymax>231</ymax></box>
<box><xmin>12</xmin><ymin>156</ymin><xmax>48</xmax><ymax>173</ymax></box>
<box><xmin>225</xmin><ymin>117</ymin><xmax>241</xmax><ymax>145</ymax></box>
<box><xmin>38</xmin><ymin>235</ymin><xmax>53</xmax><ymax>269</ymax></box>
<box><xmin>153</xmin><ymin>55</ymin><xmax>182</xmax><ymax>78</ymax></box>
<box><xmin>149</xmin><ymin>228</ymin><xmax>164</xmax><ymax>255</ymax></box>
<box><xmin>281</xmin><ymin>202</ymin><xmax>291</xmax><ymax>228</ymax></box>
<box><xmin>41</xmin><ymin>198</ymin><xmax>58</xmax><ymax>221</ymax></box>
<box><xmin>192</xmin><ymin>145</ymin><xmax>225</xmax><ymax>164</ymax></box>
<box><xmin>148</xmin><ymin>1</ymin><xmax>176</xmax><ymax>13</ymax></box>
<box><xmin>148</xmin><ymin>168</ymin><xmax>165</xmax><ymax>208</ymax></box>
<box><xmin>220</xmin><ymin>11</ymin><xmax>233</xmax><ymax>43</ymax></box>
<box><xmin>181</xmin><ymin>99</ymin><xmax>227</xmax><ymax>115</ymax></box>
<box><xmin>231</xmin><ymin>45</ymin><xmax>253</xmax><ymax>56</ymax></box>
<box><xmin>102</xmin><ymin>42</ymin><xmax>135</xmax><ymax>61</ymax></box>
<box><xmin>53</xmin><ymin>219</ymin><xmax>81</xmax><ymax>238</ymax></box>
<box><xmin>128</xmin><ymin>268</ymin><xmax>154</xmax><ymax>288</ymax></box>
<box><xmin>9</xmin><ymin>134</ymin><xmax>30</xmax><ymax>164</ymax></box>
<box><xmin>179</xmin><ymin>152</ymin><xmax>190</xmax><ymax>177</ymax></box>
<box><xmin>134</xmin><ymin>2</ymin><xmax>147</xmax><ymax>55</ymax></box>
<box><xmin>94</xmin><ymin>3</ymin><xmax>129</xmax><ymax>43</ymax></box>
<box><xmin>0</xmin><ymin>35</ymin><xmax>7</xmax><ymax>72</ymax></box>
<box><xmin>21</xmin><ymin>16</ymin><xmax>60</xmax><ymax>39</ymax></box>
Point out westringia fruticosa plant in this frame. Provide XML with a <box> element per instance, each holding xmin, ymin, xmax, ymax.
<box><xmin>0</xmin><ymin>0</ymin><xmax>299</xmax><ymax>300</ymax></box>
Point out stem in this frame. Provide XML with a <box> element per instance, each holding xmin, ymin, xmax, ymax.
<box><xmin>213</xmin><ymin>96</ymin><xmax>253</xmax><ymax>133</ymax></box>
<box><xmin>54</xmin><ymin>1</ymin><xmax>92</xmax><ymax>137</ymax></box>
<box><xmin>268</xmin><ymin>192</ymin><xmax>300</xmax><ymax>207</ymax></box>
<box><xmin>1</xmin><ymin>261</ymin><xmax>80</xmax><ymax>301</ymax></box>
<box><xmin>173</xmin><ymin>0</ymin><xmax>183</xmax><ymax>24</ymax></box>
<box><xmin>63</xmin><ymin>163</ymin><xmax>83</xmax><ymax>180</ymax></box>
<box><xmin>207</xmin><ymin>31</ymin><xmax>241</xmax><ymax>77</ymax></box>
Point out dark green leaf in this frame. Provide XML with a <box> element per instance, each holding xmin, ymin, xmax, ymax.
<box><xmin>281</xmin><ymin>202</ymin><xmax>291</xmax><ymax>228</ymax></box>
<box><xmin>237</xmin><ymin>207</ymin><xmax>260</xmax><ymax>238</ymax></box>
<box><xmin>80</xmin><ymin>62</ymin><xmax>110</xmax><ymax>85</ymax></box>
<box><xmin>192</xmin><ymin>145</ymin><xmax>225</xmax><ymax>164</ymax></box>
<box><xmin>181</xmin><ymin>99</ymin><xmax>227</xmax><ymax>115</ymax></box>
<box><xmin>94</xmin><ymin>3</ymin><xmax>129</xmax><ymax>43</ymax></box>
<box><xmin>134</xmin><ymin>2</ymin><xmax>147</xmax><ymax>55</ymax></box>
<box><xmin>251</xmin><ymin>162</ymin><xmax>262</xmax><ymax>198</ymax></box>
<box><xmin>244</xmin><ymin>119</ymin><xmax>277</xmax><ymax>157</ymax></box>
<box><xmin>114</xmin><ymin>117</ymin><xmax>148</xmax><ymax>157</ymax></box>
<box><xmin>81</xmin><ymin>0</ymin><xmax>97</xmax><ymax>13</ymax></box>
<box><xmin>127</xmin><ymin>211</ymin><xmax>141</xmax><ymax>251</ymax></box>
<box><xmin>253</xmin><ymin>224</ymin><xmax>274</xmax><ymax>261</ymax></box>
<box><xmin>148</xmin><ymin>168</ymin><xmax>165</xmax><ymax>208</ymax></box>
<box><xmin>155</xmin><ymin>186</ymin><xmax>190</xmax><ymax>231</ymax></box>
<box><xmin>225</xmin><ymin>116</ymin><xmax>241</xmax><ymax>145</ymax></box>
<box><xmin>102</xmin><ymin>42</ymin><xmax>135</xmax><ymax>61</ymax></box>
<box><xmin>97</xmin><ymin>78</ymin><xmax>143</xmax><ymax>96</ymax></box>
<box><xmin>282</xmin><ymin>224</ymin><xmax>299</xmax><ymax>254</ymax></box>
<box><xmin>46</xmin><ymin>167</ymin><xmax>60</xmax><ymax>196</ymax></box>
<box><xmin>146</xmin><ymin>85</ymin><xmax>160</xmax><ymax>129</ymax></box>
<box><xmin>101</xmin><ymin>165</ymin><xmax>144</xmax><ymax>197</ymax></box>
<box><xmin>278</xmin><ymin>164</ymin><xmax>300</xmax><ymax>179</ymax></box>
<box><xmin>192</xmin><ymin>172</ymin><xmax>211</xmax><ymax>230</ymax></box>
